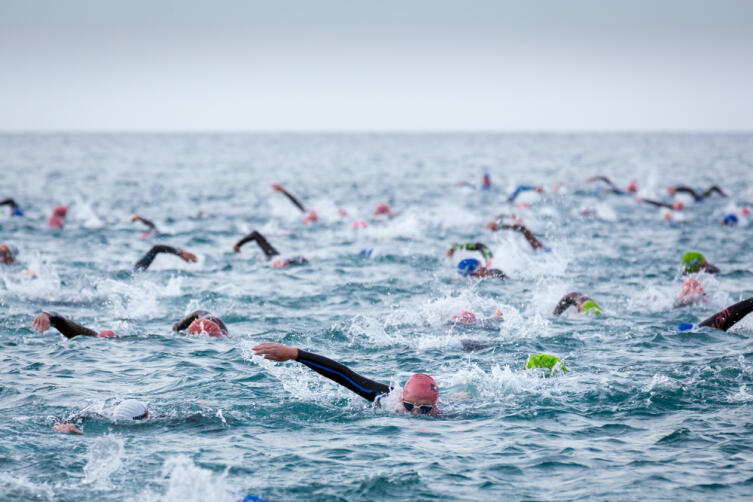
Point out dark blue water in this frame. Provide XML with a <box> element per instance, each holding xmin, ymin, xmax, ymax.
<box><xmin>1</xmin><ymin>133</ymin><xmax>753</xmax><ymax>501</ymax></box>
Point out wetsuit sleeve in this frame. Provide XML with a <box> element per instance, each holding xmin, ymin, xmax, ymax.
<box><xmin>451</xmin><ymin>243</ymin><xmax>493</xmax><ymax>260</ymax></box>
<box><xmin>278</xmin><ymin>189</ymin><xmax>306</xmax><ymax>212</ymax></box>
<box><xmin>0</xmin><ymin>198</ymin><xmax>18</xmax><ymax>208</ymax></box>
<box><xmin>501</xmin><ymin>224</ymin><xmax>544</xmax><ymax>250</ymax></box>
<box><xmin>46</xmin><ymin>311</ymin><xmax>97</xmax><ymax>338</ymax></box>
<box><xmin>673</xmin><ymin>186</ymin><xmax>701</xmax><ymax>201</ymax></box>
<box><xmin>172</xmin><ymin>310</ymin><xmax>210</xmax><ymax>331</ymax></box>
<box><xmin>698</xmin><ymin>297</ymin><xmax>753</xmax><ymax>331</ymax></box>
<box><xmin>701</xmin><ymin>185</ymin><xmax>727</xmax><ymax>198</ymax></box>
<box><xmin>234</xmin><ymin>231</ymin><xmax>280</xmax><ymax>259</ymax></box>
<box><xmin>553</xmin><ymin>292</ymin><xmax>584</xmax><ymax>316</ymax></box>
<box><xmin>135</xmin><ymin>216</ymin><xmax>157</xmax><ymax>232</ymax></box>
<box><xmin>134</xmin><ymin>245</ymin><xmax>183</xmax><ymax>271</ymax></box>
<box><xmin>508</xmin><ymin>185</ymin><xmax>533</xmax><ymax>201</ymax></box>
<box><xmin>640</xmin><ymin>198</ymin><xmax>673</xmax><ymax>209</ymax></box>
<box><xmin>295</xmin><ymin>349</ymin><xmax>391</xmax><ymax>402</ymax></box>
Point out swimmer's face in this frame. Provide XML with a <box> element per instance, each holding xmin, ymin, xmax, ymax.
<box><xmin>401</xmin><ymin>387</ymin><xmax>437</xmax><ymax>415</ymax></box>
<box><xmin>400</xmin><ymin>374</ymin><xmax>439</xmax><ymax>415</ymax></box>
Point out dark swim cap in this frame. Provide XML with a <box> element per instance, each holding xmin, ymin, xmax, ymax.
<box><xmin>457</xmin><ymin>258</ymin><xmax>480</xmax><ymax>276</ymax></box>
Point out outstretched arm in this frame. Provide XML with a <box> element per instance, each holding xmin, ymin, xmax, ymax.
<box><xmin>253</xmin><ymin>343</ymin><xmax>391</xmax><ymax>402</ymax></box>
<box><xmin>134</xmin><ymin>245</ymin><xmax>197</xmax><ymax>271</ymax></box>
<box><xmin>637</xmin><ymin>198</ymin><xmax>673</xmax><ymax>209</ymax></box>
<box><xmin>673</xmin><ymin>186</ymin><xmax>702</xmax><ymax>201</ymax></box>
<box><xmin>233</xmin><ymin>230</ymin><xmax>280</xmax><ymax>259</ymax></box>
<box><xmin>33</xmin><ymin>311</ymin><xmax>97</xmax><ymax>338</ymax></box>
<box><xmin>499</xmin><ymin>224</ymin><xmax>545</xmax><ymax>250</ymax></box>
<box><xmin>447</xmin><ymin>242</ymin><xmax>493</xmax><ymax>260</ymax></box>
<box><xmin>131</xmin><ymin>215</ymin><xmax>157</xmax><ymax>233</ymax></box>
<box><xmin>699</xmin><ymin>297</ymin><xmax>753</xmax><ymax>331</ymax></box>
<box><xmin>271</xmin><ymin>184</ymin><xmax>306</xmax><ymax>213</ymax></box>
<box><xmin>553</xmin><ymin>292</ymin><xmax>585</xmax><ymax>316</ymax></box>
<box><xmin>701</xmin><ymin>185</ymin><xmax>727</xmax><ymax>198</ymax></box>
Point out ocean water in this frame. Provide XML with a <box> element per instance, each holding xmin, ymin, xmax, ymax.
<box><xmin>1</xmin><ymin>133</ymin><xmax>753</xmax><ymax>501</ymax></box>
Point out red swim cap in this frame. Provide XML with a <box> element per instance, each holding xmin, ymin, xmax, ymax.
<box><xmin>53</xmin><ymin>206</ymin><xmax>68</xmax><ymax>217</ymax></box>
<box><xmin>672</xmin><ymin>201</ymin><xmax>685</xmax><ymax>211</ymax></box>
<box><xmin>402</xmin><ymin>373</ymin><xmax>439</xmax><ymax>404</ymax></box>
<box><xmin>188</xmin><ymin>318</ymin><xmax>225</xmax><ymax>337</ymax></box>
<box><xmin>451</xmin><ymin>311</ymin><xmax>477</xmax><ymax>324</ymax></box>
<box><xmin>97</xmin><ymin>330</ymin><xmax>116</xmax><ymax>338</ymax></box>
<box><xmin>374</xmin><ymin>203</ymin><xmax>391</xmax><ymax>216</ymax></box>
<box><xmin>627</xmin><ymin>182</ymin><xmax>638</xmax><ymax>193</ymax></box>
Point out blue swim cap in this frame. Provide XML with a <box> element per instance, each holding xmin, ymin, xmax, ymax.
<box><xmin>723</xmin><ymin>214</ymin><xmax>739</xmax><ymax>226</ymax></box>
<box><xmin>457</xmin><ymin>258</ymin><xmax>480</xmax><ymax>276</ymax></box>
<box><xmin>237</xmin><ymin>496</ymin><xmax>266</xmax><ymax>502</ymax></box>
<box><xmin>11</xmin><ymin>207</ymin><xmax>23</xmax><ymax>217</ymax></box>
<box><xmin>677</xmin><ymin>323</ymin><xmax>696</xmax><ymax>332</ymax></box>
<box><xmin>359</xmin><ymin>248</ymin><xmax>373</xmax><ymax>257</ymax></box>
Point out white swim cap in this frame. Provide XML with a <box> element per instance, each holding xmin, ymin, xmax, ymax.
<box><xmin>112</xmin><ymin>399</ymin><xmax>149</xmax><ymax>421</ymax></box>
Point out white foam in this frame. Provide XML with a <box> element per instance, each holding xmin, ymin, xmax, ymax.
<box><xmin>82</xmin><ymin>434</ymin><xmax>125</xmax><ymax>488</ymax></box>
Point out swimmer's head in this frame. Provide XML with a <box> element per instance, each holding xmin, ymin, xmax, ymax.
<box><xmin>352</xmin><ymin>219</ymin><xmax>368</xmax><ymax>229</ymax></box>
<box><xmin>667</xmin><ymin>186</ymin><xmax>677</xmax><ymax>196</ymax></box>
<box><xmin>681</xmin><ymin>251</ymin><xmax>705</xmax><ymax>273</ymax></box>
<box><xmin>681</xmin><ymin>278</ymin><xmax>705</xmax><ymax>297</ymax></box>
<box><xmin>578</xmin><ymin>300</ymin><xmax>602</xmax><ymax>315</ymax></box>
<box><xmin>401</xmin><ymin>373</ymin><xmax>439</xmax><ymax>414</ymax></box>
<box><xmin>722</xmin><ymin>213</ymin><xmax>739</xmax><ymax>226</ymax></box>
<box><xmin>303</xmin><ymin>210</ymin><xmax>319</xmax><ymax>224</ymax></box>
<box><xmin>270</xmin><ymin>257</ymin><xmax>288</xmax><ymax>268</ymax></box>
<box><xmin>482</xmin><ymin>173</ymin><xmax>491</xmax><ymax>187</ymax></box>
<box><xmin>627</xmin><ymin>182</ymin><xmax>638</xmax><ymax>193</ymax></box>
<box><xmin>457</xmin><ymin>258</ymin><xmax>480</xmax><ymax>276</ymax></box>
<box><xmin>525</xmin><ymin>354</ymin><xmax>567</xmax><ymax>372</ymax></box>
<box><xmin>188</xmin><ymin>318</ymin><xmax>225</xmax><ymax>338</ymax></box>
<box><xmin>672</xmin><ymin>201</ymin><xmax>685</xmax><ymax>211</ymax></box>
<box><xmin>112</xmin><ymin>399</ymin><xmax>149</xmax><ymax>421</ymax></box>
<box><xmin>52</xmin><ymin>206</ymin><xmax>68</xmax><ymax>218</ymax></box>
<box><xmin>677</xmin><ymin>323</ymin><xmax>696</xmax><ymax>332</ymax></box>
<box><xmin>97</xmin><ymin>330</ymin><xmax>116</xmax><ymax>338</ymax></box>
<box><xmin>374</xmin><ymin>203</ymin><xmax>391</xmax><ymax>216</ymax></box>
<box><xmin>451</xmin><ymin>311</ymin><xmax>477</xmax><ymax>324</ymax></box>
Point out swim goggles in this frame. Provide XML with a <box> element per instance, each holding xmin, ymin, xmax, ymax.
<box><xmin>402</xmin><ymin>401</ymin><xmax>434</xmax><ymax>414</ymax></box>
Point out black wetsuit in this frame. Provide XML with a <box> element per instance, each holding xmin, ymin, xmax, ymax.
<box><xmin>449</xmin><ymin>242</ymin><xmax>494</xmax><ymax>261</ymax></box>
<box><xmin>172</xmin><ymin>310</ymin><xmax>229</xmax><ymax>336</ymax></box>
<box><xmin>134</xmin><ymin>245</ymin><xmax>185</xmax><ymax>271</ymax></box>
<box><xmin>553</xmin><ymin>292</ymin><xmax>593</xmax><ymax>316</ymax></box>
<box><xmin>589</xmin><ymin>176</ymin><xmax>623</xmax><ymax>195</ymax></box>
<box><xmin>673</xmin><ymin>185</ymin><xmax>727</xmax><ymax>202</ymax></box>
<box><xmin>295</xmin><ymin>349</ymin><xmax>391</xmax><ymax>403</ymax></box>
<box><xmin>134</xmin><ymin>216</ymin><xmax>158</xmax><ymax>233</ymax></box>
<box><xmin>45</xmin><ymin>312</ymin><xmax>98</xmax><ymax>338</ymax></box>
<box><xmin>639</xmin><ymin>198</ymin><xmax>675</xmax><ymax>209</ymax></box>
<box><xmin>0</xmin><ymin>198</ymin><xmax>21</xmax><ymax>215</ymax></box>
<box><xmin>498</xmin><ymin>224</ymin><xmax>547</xmax><ymax>251</ymax></box>
<box><xmin>235</xmin><ymin>230</ymin><xmax>308</xmax><ymax>265</ymax></box>
<box><xmin>277</xmin><ymin>188</ymin><xmax>306</xmax><ymax>213</ymax></box>
<box><xmin>698</xmin><ymin>297</ymin><xmax>753</xmax><ymax>331</ymax></box>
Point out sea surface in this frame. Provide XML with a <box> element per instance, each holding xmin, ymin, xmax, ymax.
<box><xmin>1</xmin><ymin>133</ymin><xmax>753</xmax><ymax>501</ymax></box>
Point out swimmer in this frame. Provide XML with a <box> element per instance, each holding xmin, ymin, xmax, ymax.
<box><xmin>0</xmin><ymin>243</ymin><xmax>16</xmax><ymax>265</ymax></box>
<box><xmin>0</xmin><ymin>198</ymin><xmax>23</xmax><ymax>216</ymax></box>
<box><xmin>508</xmin><ymin>185</ymin><xmax>544</xmax><ymax>202</ymax></box>
<box><xmin>456</xmin><ymin>258</ymin><xmax>506</xmax><ymax>279</ymax></box>
<box><xmin>48</xmin><ymin>205</ymin><xmax>67</xmax><ymax>229</ymax></box>
<box><xmin>252</xmin><ymin>343</ymin><xmax>439</xmax><ymax>415</ymax></box>
<box><xmin>172</xmin><ymin>310</ymin><xmax>228</xmax><ymax>337</ymax></box>
<box><xmin>485</xmin><ymin>222</ymin><xmax>549</xmax><ymax>251</ymax></box>
<box><xmin>131</xmin><ymin>214</ymin><xmax>158</xmax><ymax>236</ymax></box>
<box><xmin>586</xmin><ymin>176</ymin><xmax>638</xmax><ymax>195</ymax></box>
<box><xmin>677</xmin><ymin>296</ymin><xmax>753</xmax><ymax>332</ymax></box>
<box><xmin>451</xmin><ymin>307</ymin><xmax>504</xmax><ymax>325</ymax></box>
<box><xmin>446</xmin><ymin>242</ymin><xmax>494</xmax><ymax>265</ymax></box>
<box><xmin>668</xmin><ymin>185</ymin><xmax>727</xmax><ymax>202</ymax></box>
<box><xmin>134</xmin><ymin>245</ymin><xmax>197</xmax><ymax>271</ymax></box>
<box><xmin>635</xmin><ymin>197</ymin><xmax>685</xmax><ymax>211</ymax></box>
<box><xmin>553</xmin><ymin>292</ymin><xmax>602</xmax><ymax>315</ymax></box>
<box><xmin>32</xmin><ymin>311</ymin><xmax>117</xmax><ymax>339</ymax></box>
<box><xmin>271</xmin><ymin>183</ymin><xmax>318</xmax><ymax>223</ymax></box>
<box><xmin>53</xmin><ymin>399</ymin><xmax>150</xmax><ymax>434</ymax></box>
<box><xmin>457</xmin><ymin>173</ymin><xmax>492</xmax><ymax>190</ymax></box>
<box><xmin>374</xmin><ymin>203</ymin><xmax>398</xmax><ymax>218</ymax></box>
<box><xmin>681</xmin><ymin>251</ymin><xmax>719</xmax><ymax>274</ymax></box>
<box><xmin>673</xmin><ymin>278</ymin><xmax>708</xmax><ymax>308</ymax></box>
<box><xmin>233</xmin><ymin>230</ymin><xmax>308</xmax><ymax>268</ymax></box>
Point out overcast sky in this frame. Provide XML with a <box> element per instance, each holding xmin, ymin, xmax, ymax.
<box><xmin>1</xmin><ymin>0</ymin><xmax>751</xmax><ymax>131</ymax></box>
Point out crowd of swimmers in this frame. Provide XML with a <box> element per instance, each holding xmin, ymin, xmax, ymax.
<box><xmin>2</xmin><ymin>174</ymin><xmax>752</xmax><ymax>435</ymax></box>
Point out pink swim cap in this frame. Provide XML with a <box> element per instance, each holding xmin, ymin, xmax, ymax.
<box><xmin>402</xmin><ymin>373</ymin><xmax>439</xmax><ymax>404</ymax></box>
<box><xmin>672</xmin><ymin>201</ymin><xmax>685</xmax><ymax>211</ymax></box>
<box><xmin>188</xmin><ymin>318</ymin><xmax>225</xmax><ymax>337</ymax></box>
<box><xmin>97</xmin><ymin>330</ymin><xmax>116</xmax><ymax>338</ymax></box>
<box><xmin>270</xmin><ymin>257</ymin><xmax>288</xmax><ymax>268</ymax></box>
<box><xmin>352</xmin><ymin>219</ymin><xmax>368</xmax><ymax>229</ymax></box>
<box><xmin>303</xmin><ymin>210</ymin><xmax>319</xmax><ymax>224</ymax></box>
<box><xmin>53</xmin><ymin>206</ymin><xmax>68</xmax><ymax>217</ymax></box>
<box><xmin>627</xmin><ymin>182</ymin><xmax>638</xmax><ymax>193</ymax></box>
<box><xmin>451</xmin><ymin>311</ymin><xmax>477</xmax><ymax>324</ymax></box>
<box><xmin>374</xmin><ymin>203</ymin><xmax>391</xmax><ymax>216</ymax></box>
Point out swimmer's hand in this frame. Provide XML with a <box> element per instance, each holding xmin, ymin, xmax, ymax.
<box><xmin>53</xmin><ymin>423</ymin><xmax>83</xmax><ymax>434</ymax></box>
<box><xmin>131</xmin><ymin>214</ymin><xmax>141</xmax><ymax>223</ymax></box>
<box><xmin>445</xmin><ymin>248</ymin><xmax>455</xmax><ymax>258</ymax></box>
<box><xmin>485</xmin><ymin>221</ymin><xmax>499</xmax><ymax>231</ymax></box>
<box><xmin>252</xmin><ymin>343</ymin><xmax>298</xmax><ymax>362</ymax></box>
<box><xmin>32</xmin><ymin>312</ymin><xmax>51</xmax><ymax>332</ymax></box>
<box><xmin>179</xmin><ymin>251</ymin><xmax>197</xmax><ymax>263</ymax></box>
<box><xmin>233</xmin><ymin>243</ymin><xmax>241</xmax><ymax>253</ymax></box>
<box><xmin>271</xmin><ymin>183</ymin><xmax>285</xmax><ymax>192</ymax></box>
<box><xmin>493</xmin><ymin>307</ymin><xmax>503</xmax><ymax>319</ymax></box>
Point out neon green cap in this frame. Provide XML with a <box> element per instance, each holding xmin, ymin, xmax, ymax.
<box><xmin>525</xmin><ymin>353</ymin><xmax>567</xmax><ymax>373</ymax></box>
<box><xmin>681</xmin><ymin>251</ymin><xmax>705</xmax><ymax>273</ymax></box>
<box><xmin>580</xmin><ymin>300</ymin><xmax>602</xmax><ymax>315</ymax></box>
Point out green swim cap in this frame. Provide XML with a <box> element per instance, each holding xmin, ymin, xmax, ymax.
<box><xmin>580</xmin><ymin>300</ymin><xmax>602</xmax><ymax>315</ymax></box>
<box><xmin>681</xmin><ymin>251</ymin><xmax>705</xmax><ymax>273</ymax></box>
<box><xmin>525</xmin><ymin>354</ymin><xmax>567</xmax><ymax>373</ymax></box>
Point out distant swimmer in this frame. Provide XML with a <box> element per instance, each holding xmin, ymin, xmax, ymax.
<box><xmin>252</xmin><ymin>343</ymin><xmax>439</xmax><ymax>415</ymax></box>
<box><xmin>634</xmin><ymin>197</ymin><xmax>685</xmax><ymax>211</ymax></box>
<box><xmin>681</xmin><ymin>251</ymin><xmax>719</xmax><ymax>275</ymax></box>
<box><xmin>677</xmin><ymin>297</ymin><xmax>753</xmax><ymax>332</ymax></box>
<box><xmin>271</xmin><ymin>183</ymin><xmax>319</xmax><ymax>223</ymax></box>
<box><xmin>233</xmin><ymin>230</ymin><xmax>308</xmax><ymax>268</ymax></box>
<box><xmin>451</xmin><ymin>307</ymin><xmax>504</xmax><ymax>325</ymax></box>
<box><xmin>668</xmin><ymin>185</ymin><xmax>727</xmax><ymax>202</ymax></box>
<box><xmin>553</xmin><ymin>292</ymin><xmax>602</xmax><ymax>316</ymax></box>
<box><xmin>457</xmin><ymin>173</ymin><xmax>492</xmax><ymax>191</ymax></box>
<box><xmin>53</xmin><ymin>399</ymin><xmax>150</xmax><ymax>434</ymax></box>
<box><xmin>32</xmin><ymin>311</ymin><xmax>117</xmax><ymax>339</ymax></box>
<box><xmin>508</xmin><ymin>185</ymin><xmax>543</xmax><ymax>202</ymax></box>
<box><xmin>172</xmin><ymin>310</ymin><xmax>228</xmax><ymax>337</ymax></box>
<box><xmin>373</xmin><ymin>203</ymin><xmax>398</xmax><ymax>218</ymax></box>
<box><xmin>134</xmin><ymin>245</ymin><xmax>197</xmax><ymax>271</ymax></box>
<box><xmin>48</xmin><ymin>205</ymin><xmax>67</xmax><ymax>229</ymax></box>
<box><xmin>132</xmin><ymin>214</ymin><xmax>158</xmax><ymax>237</ymax></box>
<box><xmin>446</xmin><ymin>242</ymin><xmax>506</xmax><ymax>278</ymax></box>
<box><xmin>485</xmin><ymin>222</ymin><xmax>550</xmax><ymax>251</ymax></box>
<box><xmin>0</xmin><ymin>243</ymin><xmax>17</xmax><ymax>265</ymax></box>
<box><xmin>0</xmin><ymin>198</ymin><xmax>24</xmax><ymax>216</ymax></box>
<box><xmin>673</xmin><ymin>278</ymin><xmax>708</xmax><ymax>308</ymax></box>
<box><xmin>586</xmin><ymin>176</ymin><xmax>638</xmax><ymax>195</ymax></box>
